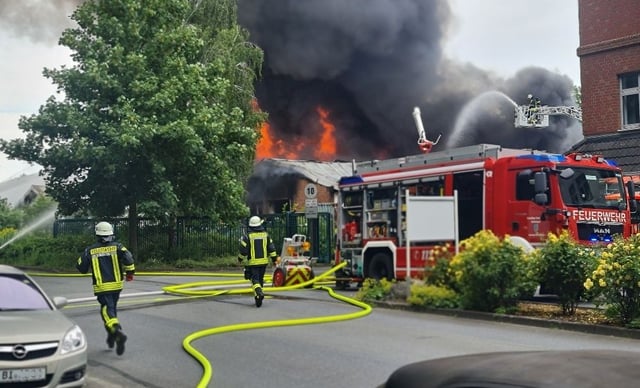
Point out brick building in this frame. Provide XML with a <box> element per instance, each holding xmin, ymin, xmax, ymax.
<box><xmin>570</xmin><ymin>0</ymin><xmax>640</xmax><ymax>172</ymax></box>
<box><xmin>247</xmin><ymin>158</ymin><xmax>352</xmax><ymax>215</ymax></box>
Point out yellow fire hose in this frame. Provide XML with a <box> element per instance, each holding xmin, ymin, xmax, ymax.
<box><xmin>30</xmin><ymin>262</ymin><xmax>371</xmax><ymax>388</ymax></box>
<box><xmin>166</xmin><ymin>262</ymin><xmax>372</xmax><ymax>388</ymax></box>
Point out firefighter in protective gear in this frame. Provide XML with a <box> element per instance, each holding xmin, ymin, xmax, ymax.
<box><xmin>76</xmin><ymin>221</ymin><xmax>135</xmax><ymax>355</ymax></box>
<box><xmin>238</xmin><ymin>216</ymin><xmax>278</xmax><ymax>307</ymax></box>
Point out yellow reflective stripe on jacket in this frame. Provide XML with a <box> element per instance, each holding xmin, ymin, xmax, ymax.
<box><xmin>95</xmin><ymin>282</ymin><xmax>124</xmax><ymax>294</ymax></box>
<box><xmin>238</xmin><ymin>238</ymin><xmax>249</xmax><ymax>261</ymax></box>
<box><xmin>91</xmin><ymin>256</ymin><xmax>102</xmax><ymax>285</ymax></box>
<box><xmin>112</xmin><ymin>254</ymin><xmax>122</xmax><ymax>281</ymax></box>
<box><xmin>120</xmin><ymin>246</ymin><xmax>135</xmax><ymax>273</ymax></box>
<box><xmin>89</xmin><ymin>245</ymin><xmax>124</xmax><ymax>294</ymax></box>
<box><xmin>247</xmin><ymin>231</ymin><xmax>269</xmax><ymax>266</ymax></box>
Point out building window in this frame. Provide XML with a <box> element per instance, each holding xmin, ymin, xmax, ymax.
<box><xmin>621</xmin><ymin>72</ymin><xmax>640</xmax><ymax>130</ymax></box>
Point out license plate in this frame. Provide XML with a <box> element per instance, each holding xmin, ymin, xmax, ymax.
<box><xmin>0</xmin><ymin>367</ymin><xmax>46</xmax><ymax>383</ymax></box>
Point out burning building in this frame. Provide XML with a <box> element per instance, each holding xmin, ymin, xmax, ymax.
<box><xmin>2</xmin><ymin>1</ymin><xmax>583</xmax><ymax>212</ymax></box>
<box><xmin>247</xmin><ymin>158</ymin><xmax>351</xmax><ymax>214</ymax></box>
<box><xmin>239</xmin><ymin>0</ymin><xmax>582</xmax><ymax>209</ymax></box>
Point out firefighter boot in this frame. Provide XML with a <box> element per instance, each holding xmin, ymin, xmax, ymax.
<box><xmin>255</xmin><ymin>287</ymin><xmax>264</xmax><ymax>308</ymax></box>
<box><xmin>106</xmin><ymin>330</ymin><xmax>116</xmax><ymax>349</ymax></box>
<box><xmin>115</xmin><ymin>326</ymin><xmax>127</xmax><ymax>356</ymax></box>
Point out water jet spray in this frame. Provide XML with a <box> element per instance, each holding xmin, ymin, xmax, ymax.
<box><xmin>0</xmin><ymin>207</ymin><xmax>57</xmax><ymax>250</ymax></box>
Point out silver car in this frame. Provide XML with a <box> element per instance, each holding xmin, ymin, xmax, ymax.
<box><xmin>0</xmin><ymin>264</ymin><xmax>87</xmax><ymax>387</ymax></box>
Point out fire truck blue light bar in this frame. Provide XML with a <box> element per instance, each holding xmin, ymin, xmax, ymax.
<box><xmin>339</xmin><ymin>176</ymin><xmax>363</xmax><ymax>185</ymax></box>
<box><xmin>515</xmin><ymin>154</ymin><xmax>567</xmax><ymax>163</ymax></box>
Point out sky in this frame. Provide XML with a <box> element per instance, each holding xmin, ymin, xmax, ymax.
<box><xmin>0</xmin><ymin>0</ymin><xmax>580</xmax><ymax>182</ymax></box>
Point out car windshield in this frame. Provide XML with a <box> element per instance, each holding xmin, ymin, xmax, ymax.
<box><xmin>558</xmin><ymin>167</ymin><xmax>626</xmax><ymax>209</ymax></box>
<box><xmin>0</xmin><ymin>274</ymin><xmax>52</xmax><ymax>311</ymax></box>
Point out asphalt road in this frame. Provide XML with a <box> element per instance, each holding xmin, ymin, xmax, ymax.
<box><xmin>33</xmin><ymin>271</ymin><xmax>640</xmax><ymax>388</ymax></box>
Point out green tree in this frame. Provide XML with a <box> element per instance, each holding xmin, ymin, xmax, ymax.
<box><xmin>0</xmin><ymin>198</ymin><xmax>22</xmax><ymax>230</ymax></box>
<box><xmin>0</xmin><ymin>0</ymin><xmax>264</xmax><ymax>253</ymax></box>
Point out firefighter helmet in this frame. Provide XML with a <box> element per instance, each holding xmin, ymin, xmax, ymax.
<box><xmin>248</xmin><ymin>216</ymin><xmax>263</xmax><ymax>227</ymax></box>
<box><xmin>95</xmin><ymin>222</ymin><xmax>114</xmax><ymax>236</ymax></box>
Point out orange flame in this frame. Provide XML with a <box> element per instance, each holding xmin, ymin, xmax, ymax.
<box><xmin>316</xmin><ymin>107</ymin><xmax>337</xmax><ymax>160</ymax></box>
<box><xmin>255</xmin><ymin>105</ymin><xmax>338</xmax><ymax>161</ymax></box>
<box><xmin>255</xmin><ymin>122</ymin><xmax>274</xmax><ymax>158</ymax></box>
<box><xmin>256</xmin><ymin>122</ymin><xmax>303</xmax><ymax>159</ymax></box>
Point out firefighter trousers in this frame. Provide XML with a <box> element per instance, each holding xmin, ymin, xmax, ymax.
<box><xmin>246</xmin><ymin>265</ymin><xmax>267</xmax><ymax>295</ymax></box>
<box><xmin>97</xmin><ymin>292</ymin><xmax>122</xmax><ymax>334</ymax></box>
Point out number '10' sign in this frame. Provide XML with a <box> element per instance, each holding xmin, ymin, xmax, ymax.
<box><xmin>304</xmin><ymin>183</ymin><xmax>317</xmax><ymax>199</ymax></box>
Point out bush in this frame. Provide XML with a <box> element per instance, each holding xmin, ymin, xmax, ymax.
<box><xmin>449</xmin><ymin>230</ymin><xmax>536</xmax><ymax>313</ymax></box>
<box><xmin>424</xmin><ymin>243</ymin><xmax>457</xmax><ymax>290</ymax></box>
<box><xmin>355</xmin><ymin>278</ymin><xmax>394</xmax><ymax>302</ymax></box>
<box><xmin>0</xmin><ymin>234</ymin><xmax>87</xmax><ymax>271</ymax></box>
<box><xmin>0</xmin><ymin>227</ymin><xmax>18</xmax><ymax>247</ymax></box>
<box><xmin>173</xmin><ymin>256</ymin><xmax>238</xmax><ymax>270</ymax></box>
<box><xmin>407</xmin><ymin>283</ymin><xmax>459</xmax><ymax>309</ymax></box>
<box><xmin>584</xmin><ymin>234</ymin><xmax>640</xmax><ymax>324</ymax></box>
<box><xmin>532</xmin><ymin>230</ymin><xmax>596</xmax><ymax>315</ymax></box>
<box><xmin>1</xmin><ymin>232</ymin><xmax>237</xmax><ymax>272</ymax></box>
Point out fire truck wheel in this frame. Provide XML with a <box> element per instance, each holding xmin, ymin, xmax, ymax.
<box><xmin>368</xmin><ymin>252</ymin><xmax>393</xmax><ymax>280</ymax></box>
<box><xmin>272</xmin><ymin>268</ymin><xmax>286</xmax><ymax>287</ymax></box>
<box><xmin>335</xmin><ymin>269</ymin><xmax>348</xmax><ymax>290</ymax></box>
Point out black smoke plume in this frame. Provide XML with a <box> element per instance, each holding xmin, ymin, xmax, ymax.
<box><xmin>3</xmin><ymin>0</ymin><xmax>582</xmax><ymax>160</ymax></box>
<box><xmin>238</xmin><ymin>0</ymin><xmax>582</xmax><ymax>158</ymax></box>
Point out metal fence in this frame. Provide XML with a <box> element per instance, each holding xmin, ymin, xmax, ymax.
<box><xmin>53</xmin><ymin>212</ymin><xmax>335</xmax><ymax>263</ymax></box>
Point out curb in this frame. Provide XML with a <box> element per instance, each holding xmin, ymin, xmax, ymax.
<box><xmin>374</xmin><ymin>301</ymin><xmax>640</xmax><ymax>340</ymax></box>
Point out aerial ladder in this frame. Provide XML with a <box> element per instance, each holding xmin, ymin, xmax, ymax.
<box><xmin>412</xmin><ymin>107</ymin><xmax>441</xmax><ymax>153</ymax></box>
<box><xmin>514</xmin><ymin>94</ymin><xmax>582</xmax><ymax>128</ymax></box>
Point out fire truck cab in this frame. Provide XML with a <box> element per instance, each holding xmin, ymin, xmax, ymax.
<box><xmin>335</xmin><ymin>143</ymin><xmax>637</xmax><ymax>287</ymax></box>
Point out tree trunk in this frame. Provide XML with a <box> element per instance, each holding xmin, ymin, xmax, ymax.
<box><xmin>168</xmin><ymin>214</ymin><xmax>177</xmax><ymax>252</ymax></box>
<box><xmin>128</xmin><ymin>202</ymin><xmax>138</xmax><ymax>257</ymax></box>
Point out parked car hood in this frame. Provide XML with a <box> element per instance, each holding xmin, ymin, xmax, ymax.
<box><xmin>0</xmin><ymin>310</ymin><xmax>76</xmax><ymax>343</ymax></box>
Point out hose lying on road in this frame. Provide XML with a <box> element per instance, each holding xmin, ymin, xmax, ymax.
<box><xmin>30</xmin><ymin>263</ymin><xmax>371</xmax><ymax>388</ymax></box>
<box><xmin>168</xmin><ymin>262</ymin><xmax>372</xmax><ymax>388</ymax></box>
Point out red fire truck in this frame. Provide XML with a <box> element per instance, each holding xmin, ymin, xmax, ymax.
<box><xmin>335</xmin><ymin>143</ymin><xmax>638</xmax><ymax>287</ymax></box>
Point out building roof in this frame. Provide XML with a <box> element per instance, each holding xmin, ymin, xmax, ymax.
<box><xmin>0</xmin><ymin>173</ymin><xmax>46</xmax><ymax>208</ymax></box>
<box><xmin>569</xmin><ymin>131</ymin><xmax>640</xmax><ymax>173</ymax></box>
<box><xmin>253</xmin><ymin>159</ymin><xmax>353</xmax><ymax>189</ymax></box>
